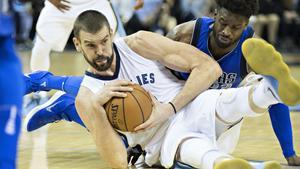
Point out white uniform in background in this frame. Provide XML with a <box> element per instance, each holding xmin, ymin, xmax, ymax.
<box><xmin>31</xmin><ymin>0</ymin><xmax>123</xmax><ymax>71</ymax></box>
<box><xmin>81</xmin><ymin>37</ymin><xmax>280</xmax><ymax>169</ymax></box>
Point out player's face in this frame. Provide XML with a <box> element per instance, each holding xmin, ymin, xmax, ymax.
<box><xmin>213</xmin><ymin>8</ymin><xmax>249</xmax><ymax>48</ymax></box>
<box><xmin>73</xmin><ymin>26</ymin><xmax>114</xmax><ymax>72</ymax></box>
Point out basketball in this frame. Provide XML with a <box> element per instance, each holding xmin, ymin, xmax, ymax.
<box><xmin>104</xmin><ymin>84</ymin><xmax>153</xmax><ymax>132</ymax></box>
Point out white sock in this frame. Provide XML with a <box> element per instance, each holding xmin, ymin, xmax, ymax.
<box><xmin>249</xmin><ymin>161</ymin><xmax>264</xmax><ymax>169</ymax></box>
<box><xmin>252</xmin><ymin>79</ymin><xmax>279</xmax><ymax>109</ymax></box>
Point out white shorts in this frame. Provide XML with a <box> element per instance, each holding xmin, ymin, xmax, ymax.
<box><xmin>159</xmin><ymin>89</ymin><xmax>221</xmax><ymax>168</ymax></box>
<box><xmin>36</xmin><ymin>0</ymin><xmax>118</xmax><ymax>51</ymax></box>
<box><xmin>124</xmin><ymin>89</ymin><xmax>222</xmax><ymax>167</ymax></box>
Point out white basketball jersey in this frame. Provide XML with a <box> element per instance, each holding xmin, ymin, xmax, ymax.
<box><xmin>81</xmin><ymin>38</ymin><xmax>185</xmax><ymax>103</ymax></box>
<box><xmin>81</xmin><ymin>37</ymin><xmax>185</xmax><ymax>165</ymax></box>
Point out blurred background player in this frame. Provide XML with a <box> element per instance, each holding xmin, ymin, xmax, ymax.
<box><xmin>0</xmin><ymin>0</ymin><xmax>24</xmax><ymax>168</ymax></box>
<box><xmin>30</xmin><ymin>0</ymin><xmax>144</xmax><ymax>71</ymax></box>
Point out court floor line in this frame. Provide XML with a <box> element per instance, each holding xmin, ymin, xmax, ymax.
<box><xmin>29</xmin><ymin>126</ymin><xmax>49</xmax><ymax>169</ymax></box>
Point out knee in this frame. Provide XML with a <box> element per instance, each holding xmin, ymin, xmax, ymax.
<box><xmin>178</xmin><ymin>137</ymin><xmax>217</xmax><ymax>168</ymax></box>
<box><xmin>32</xmin><ymin>37</ymin><xmax>51</xmax><ymax>57</ymax></box>
<box><xmin>268</xmin><ymin>14</ymin><xmax>280</xmax><ymax>25</ymax></box>
<box><xmin>256</xmin><ymin>15</ymin><xmax>268</xmax><ymax>25</ymax></box>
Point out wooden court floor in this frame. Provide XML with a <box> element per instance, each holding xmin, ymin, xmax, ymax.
<box><xmin>17</xmin><ymin>51</ymin><xmax>300</xmax><ymax>169</ymax></box>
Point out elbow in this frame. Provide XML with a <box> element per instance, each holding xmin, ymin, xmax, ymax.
<box><xmin>109</xmin><ymin>162</ymin><xmax>127</xmax><ymax>169</ymax></box>
<box><xmin>211</xmin><ymin>60</ymin><xmax>222</xmax><ymax>78</ymax></box>
<box><xmin>105</xmin><ymin>147</ymin><xmax>128</xmax><ymax>169</ymax></box>
<box><xmin>108</xmin><ymin>156</ymin><xmax>127</xmax><ymax>169</ymax></box>
<box><xmin>195</xmin><ymin>58</ymin><xmax>222</xmax><ymax>80</ymax></box>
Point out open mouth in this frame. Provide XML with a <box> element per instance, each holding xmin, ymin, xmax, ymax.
<box><xmin>95</xmin><ymin>58</ymin><xmax>108</xmax><ymax>65</ymax></box>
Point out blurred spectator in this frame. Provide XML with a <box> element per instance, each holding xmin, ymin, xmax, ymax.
<box><xmin>12</xmin><ymin>0</ymin><xmax>33</xmax><ymax>49</ymax></box>
<box><xmin>29</xmin><ymin>0</ymin><xmax>44</xmax><ymax>40</ymax></box>
<box><xmin>124</xmin><ymin>0</ymin><xmax>176</xmax><ymax>35</ymax></box>
<box><xmin>280</xmin><ymin>0</ymin><xmax>300</xmax><ymax>49</ymax></box>
<box><xmin>171</xmin><ymin>0</ymin><xmax>214</xmax><ymax>24</ymax></box>
<box><xmin>250</xmin><ymin>0</ymin><xmax>281</xmax><ymax>45</ymax></box>
<box><xmin>110</xmin><ymin>0</ymin><xmax>135</xmax><ymax>24</ymax></box>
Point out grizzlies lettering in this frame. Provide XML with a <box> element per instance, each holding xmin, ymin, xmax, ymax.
<box><xmin>136</xmin><ymin>73</ymin><xmax>155</xmax><ymax>85</ymax></box>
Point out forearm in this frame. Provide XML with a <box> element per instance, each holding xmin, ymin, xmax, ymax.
<box><xmin>91</xmin><ymin>106</ymin><xmax>127</xmax><ymax>168</ymax></box>
<box><xmin>75</xmin><ymin>93</ymin><xmax>127</xmax><ymax>168</ymax></box>
<box><xmin>171</xmin><ymin>62</ymin><xmax>222</xmax><ymax>111</ymax></box>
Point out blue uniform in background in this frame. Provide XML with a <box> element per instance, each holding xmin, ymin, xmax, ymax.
<box><xmin>175</xmin><ymin>17</ymin><xmax>296</xmax><ymax>158</ymax></box>
<box><xmin>0</xmin><ymin>1</ymin><xmax>24</xmax><ymax>168</ymax></box>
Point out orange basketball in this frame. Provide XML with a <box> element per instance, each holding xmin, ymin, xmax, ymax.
<box><xmin>104</xmin><ymin>84</ymin><xmax>152</xmax><ymax>132</ymax></box>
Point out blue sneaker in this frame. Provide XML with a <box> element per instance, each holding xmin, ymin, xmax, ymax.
<box><xmin>24</xmin><ymin>91</ymin><xmax>74</xmax><ymax>132</ymax></box>
<box><xmin>24</xmin><ymin>71</ymin><xmax>53</xmax><ymax>95</ymax></box>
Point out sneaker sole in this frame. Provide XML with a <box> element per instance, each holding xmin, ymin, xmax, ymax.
<box><xmin>23</xmin><ymin>91</ymin><xmax>65</xmax><ymax>132</ymax></box>
<box><xmin>242</xmin><ymin>38</ymin><xmax>300</xmax><ymax>105</ymax></box>
<box><xmin>214</xmin><ymin>158</ymin><xmax>253</xmax><ymax>169</ymax></box>
<box><xmin>263</xmin><ymin>161</ymin><xmax>282</xmax><ymax>169</ymax></box>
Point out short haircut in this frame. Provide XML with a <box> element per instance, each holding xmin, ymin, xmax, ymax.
<box><xmin>215</xmin><ymin>0</ymin><xmax>259</xmax><ymax>18</ymax></box>
<box><xmin>73</xmin><ymin>10</ymin><xmax>110</xmax><ymax>38</ymax></box>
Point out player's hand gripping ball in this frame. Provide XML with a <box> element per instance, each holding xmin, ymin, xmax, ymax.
<box><xmin>105</xmin><ymin>84</ymin><xmax>152</xmax><ymax>132</ymax></box>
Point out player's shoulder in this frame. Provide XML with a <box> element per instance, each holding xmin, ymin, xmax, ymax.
<box><xmin>173</xmin><ymin>20</ymin><xmax>196</xmax><ymax>36</ymax></box>
<box><xmin>167</xmin><ymin>20</ymin><xmax>196</xmax><ymax>44</ymax></box>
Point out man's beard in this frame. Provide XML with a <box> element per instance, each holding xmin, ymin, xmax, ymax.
<box><xmin>212</xmin><ymin>29</ymin><xmax>238</xmax><ymax>49</ymax></box>
<box><xmin>83</xmin><ymin>51</ymin><xmax>114</xmax><ymax>72</ymax></box>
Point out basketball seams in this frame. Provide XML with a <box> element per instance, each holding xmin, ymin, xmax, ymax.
<box><xmin>130</xmin><ymin>92</ymin><xmax>145</xmax><ymax>123</ymax></box>
<box><xmin>122</xmin><ymin>97</ymin><xmax>129</xmax><ymax>131</ymax></box>
<box><xmin>134</xmin><ymin>87</ymin><xmax>152</xmax><ymax>103</ymax></box>
<box><xmin>105</xmin><ymin>85</ymin><xmax>152</xmax><ymax>132</ymax></box>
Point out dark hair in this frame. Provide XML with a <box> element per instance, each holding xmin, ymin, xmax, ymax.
<box><xmin>73</xmin><ymin>10</ymin><xmax>110</xmax><ymax>38</ymax></box>
<box><xmin>215</xmin><ymin>0</ymin><xmax>259</xmax><ymax>18</ymax></box>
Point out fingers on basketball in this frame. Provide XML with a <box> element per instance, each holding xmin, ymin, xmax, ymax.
<box><xmin>105</xmin><ymin>84</ymin><xmax>152</xmax><ymax>132</ymax></box>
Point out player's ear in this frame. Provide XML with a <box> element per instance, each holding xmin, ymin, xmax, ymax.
<box><xmin>110</xmin><ymin>28</ymin><xmax>115</xmax><ymax>38</ymax></box>
<box><xmin>73</xmin><ymin>37</ymin><xmax>81</xmax><ymax>52</ymax></box>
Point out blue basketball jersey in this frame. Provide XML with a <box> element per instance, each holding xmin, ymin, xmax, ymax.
<box><xmin>176</xmin><ymin>17</ymin><xmax>254</xmax><ymax>89</ymax></box>
<box><xmin>0</xmin><ymin>4</ymin><xmax>23</xmax><ymax>168</ymax></box>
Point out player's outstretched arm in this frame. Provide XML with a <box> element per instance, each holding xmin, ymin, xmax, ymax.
<box><xmin>75</xmin><ymin>83</ymin><xmax>131</xmax><ymax>168</ymax></box>
<box><xmin>166</xmin><ymin>20</ymin><xmax>195</xmax><ymax>44</ymax></box>
<box><xmin>126</xmin><ymin>31</ymin><xmax>222</xmax><ymax>130</ymax></box>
